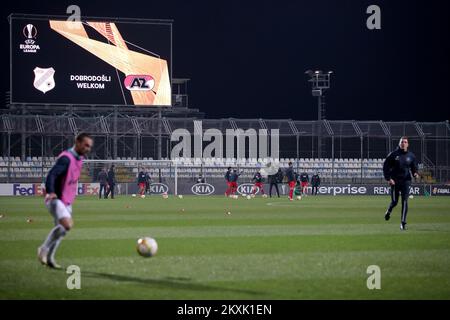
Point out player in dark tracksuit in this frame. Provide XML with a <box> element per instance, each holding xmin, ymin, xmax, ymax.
<box><xmin>269</xmin><ymin>168</ymin><xmax>283</xmax><ymax>198</ymax></box>
<box><xmin>311</xmin><ymin>173</ymin><xmax>320</xmax><ymax>195</ymax></box>
<box><xmin>383</xmin><ymin>136</ymin><xmax>419</xmax><ymax>230</ymax></box>
<box><xmin>144</xmin><ymin>171</ymin><xmax>151</xmax><ymax>194</ymax></box>
<box><xmin>97</xmin><ymin>168</ymin><xmax>108</xmax><ymax>199</ymax></box>
<box><xmin>105</xmin><ymin>165</ymin><xmax>116</xmax><ymax>199</ymax></box>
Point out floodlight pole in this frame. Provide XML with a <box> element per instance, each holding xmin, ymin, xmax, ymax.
<box><xmin>318</xmin><ymin>95</ymin><xmax>322</xmax><ymax>124</ymax></box>
<box><xmin>113</xmin><ymin>106</ymin><xmax>118</xmax><ymax>159</ymax></box>
<box><xmin>21</xmin><ymin>108</ymin><xmax>26</xmax><ymax>161</ymax></box>
<box><xmin>318</xmin><ymin>95</ymin><xmax>323</xmax><ymax>159</ymax></box>
<box><xmin>305</xmin><ymin>70</ymin><xmax>332</xmax><ymax>159</ymax></box>
<box><xmin>157</xmin><ymin>109</ymin><xmax>162</xmax><ymax>160</ymax></box>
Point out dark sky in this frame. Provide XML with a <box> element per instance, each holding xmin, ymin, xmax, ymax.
<box><xmin>1</xmin><ymin>0</ymin><xmax>449</xmax><ymax>121</ymax></box>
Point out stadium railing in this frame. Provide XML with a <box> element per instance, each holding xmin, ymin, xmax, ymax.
<box><xmin>0</xmin><ymin>157</ymin><xmax>390</xmax><ymax>184</ymax></box>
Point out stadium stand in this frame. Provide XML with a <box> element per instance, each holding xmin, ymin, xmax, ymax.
<box><xmin>0</xmin><ymin>157</ymin><xmax>390</xmax><ymax>183</ymax></box>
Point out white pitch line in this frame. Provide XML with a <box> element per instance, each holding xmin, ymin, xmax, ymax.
<box><xmin>266</xmin><ymin>202</ymin><xmax>303</xmax><ymax>207</ymax></box>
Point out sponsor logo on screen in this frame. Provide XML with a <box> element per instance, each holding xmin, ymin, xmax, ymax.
<box><xmin>149</xmin><ymin>183</ymin><xmax>169</xmax><ymax>194</ymax></box>
<box><xmin>237</xmin><ymin>183</ymin><xmax>259</xmax><ymax>195</ymax></box>
<box><xmin>372</xmin><ymin>186</ymin><xmax>421</xmax><ymax>195</ymax></box>
<box><xmin>13</xmin><ymin>183</ymin><xmax>45</xmax><ymax>196</ymax></box>
<box><xmin>317</xmin><ymin>185</ymin><xmax>367</xmax><ymax>196</ymax></box>
<box><xmin>432</xmin><ymin>186</ymin><xmax>450</xmax><ymax>195</ymax></box>
<box><xmin>124</xmin><ymin>75</ymin><xmax>155</xmax><ymax>91</ymax></box>
<box><xmin>33</xmin><ymin>67</ymin><xmax>55</xmax><ymax>94</ymax></box>
<box><xmin>10</xmin><ymin>183</ymin><xmax>99</xmax><ymax>196</ymax></box>
<box><xmin>20</xmin><ymin>24</ymin><xmax>40</xmax><ymax>53</ymax></box>
<box><xmin>191</xmin><ymin>183</ymin><xmax>215</xmax><ymax>195</ymax></box>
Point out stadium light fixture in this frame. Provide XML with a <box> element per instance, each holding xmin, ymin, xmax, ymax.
<box><xmin>305</xmin><ymin>70</ymin><xmax>315</xmax><ymax>78</ymax></box>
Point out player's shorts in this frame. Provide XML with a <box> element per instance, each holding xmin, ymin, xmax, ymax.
<box><xmin>46</xmin><ymin>199</ymin><xmax>72</xmax><ymax>224</ymax></box>
<box><xmin>254</xmin><ymin>182</ymin><xmax>263</xmax><ymax>188</ymax></box>
<box><xmin>301</xmin><ymin>182</ymin><xmax>308</xmax><ymax>188</ymax></box>
<box><xmin>139</xmin><ymin>182</ymin><xmax>146</xmax><ymax>189</ymax></box>
<box><xmin>288</xmin><ymin>181</ymin><xmax>296</xmax><ymax>189</ymax></box>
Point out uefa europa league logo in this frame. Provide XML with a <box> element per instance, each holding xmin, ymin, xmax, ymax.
<box><xmin>23</xmin><ymin>24</ymin><xmax>37</xmax><ymax>45</ymax></box>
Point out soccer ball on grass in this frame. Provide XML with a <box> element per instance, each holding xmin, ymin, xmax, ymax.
<box><xmin>136</xmin><ymin>237</ymin><xmax>158</xmax><ymax>257</ymax></box>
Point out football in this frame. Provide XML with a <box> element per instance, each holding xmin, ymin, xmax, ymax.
<box><xmin>246</xmin><ymin>195</ymin><xmax>251</xmax><ymax>199</ymax></box>
<box><xmin>136</xmin><ymin>237</ymin><xmax>158</xmax><ymax>257</ymax></box>
<box><xmin>140</xmin><ymin>194</ymin><xmax>146</xmax><ymax>199</ymax></box>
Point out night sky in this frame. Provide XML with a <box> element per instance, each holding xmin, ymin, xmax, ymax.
<box><xmin>1</xmin><ymin>0</ymin><xmax>449</xmax><ymax>121</ymax></box>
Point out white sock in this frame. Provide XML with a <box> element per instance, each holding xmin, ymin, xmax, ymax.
<box><xmin>48</xmin><ymin>237</ymin><xmax>64</xmax><ymax>262</ymax></box>
<box><xmin>41</xmin><ymin>225</ymin><xmax>66</xmax><ymax>251</ymax></box>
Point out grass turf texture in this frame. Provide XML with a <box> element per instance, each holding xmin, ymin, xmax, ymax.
<box><xmin>0</xmin><ymin>195</ymin><xmax>449</xmax><ymax>300</ymax></box>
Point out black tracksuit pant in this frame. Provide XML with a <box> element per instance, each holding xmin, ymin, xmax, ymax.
<box><xmin>387</xmin><ymin>180</ymin><xmax>411</xmax><ymax>224</ymax></box>
<box><xmin>105</xmin><ymin>183</ymin><xmax>115</xmax><ymax>199</ymax></box>
<box><xmin>312</xmin><ymin>185</ymin><xmax>319</xmax><ymax>195</ymax></box>
<box><xmin>269</xmin><ymin>183</ymin><xmax>280</xmax><ymax>197</ymax></box>
<box><xmin>99</xmin><ymin>183</ymin><xmax>107</xmax><ymax>199</ymax></box>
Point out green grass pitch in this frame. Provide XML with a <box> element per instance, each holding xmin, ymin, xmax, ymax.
<box><xmin>0</xmin><ymin>195</ymin><xmax>449</xmax><ymax>299</ymax></box>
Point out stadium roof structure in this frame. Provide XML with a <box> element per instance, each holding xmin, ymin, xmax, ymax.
<box><xmin>0</xmin><ymin>107</ymin><xmax>449</xmax><ymax>138</ymax></box>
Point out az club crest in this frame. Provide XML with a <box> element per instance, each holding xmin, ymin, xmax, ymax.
<box><xmin>33</xmin><ymin>67</ymin><xmax>55</xmax><ymax>94</ymax></box>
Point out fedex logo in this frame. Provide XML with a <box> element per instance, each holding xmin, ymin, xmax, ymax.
<box><xmin>13</xmin><ymin>184</ymin><xmax>45</xmax><ymax>196</ymax></box>
<box><xmin>10</xmin><ymin>183</ymin><xmax>98</xmax><ymax>196</ymax></box>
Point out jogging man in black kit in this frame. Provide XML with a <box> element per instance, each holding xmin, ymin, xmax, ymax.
<box><xmin>383</xmin><ymin>136</ymin><xmax>419</xmax><ymax>230</ymax></box>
